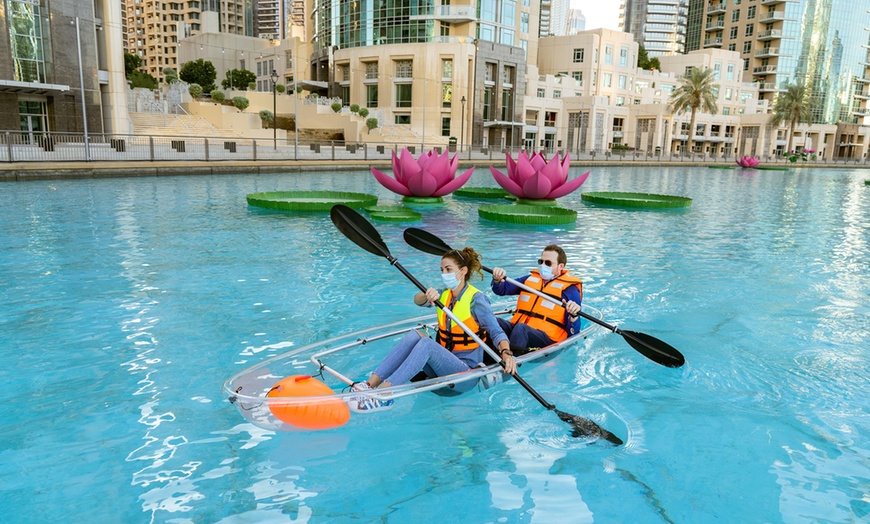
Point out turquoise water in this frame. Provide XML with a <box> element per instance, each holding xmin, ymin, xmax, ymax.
<box><xmin>1</xmin><ymin>166</ymin><xmax>869</xmax><ymax>523</ymax></box>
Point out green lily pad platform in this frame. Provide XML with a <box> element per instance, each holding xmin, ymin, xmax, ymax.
<box><xmin>363</xmin><ymin>205</ymin><xmax>422</xmax><ymax>222</ymax></box>
<box><xmin>864</xmin><ymin>180</ymin><xmax>870</xmax><ymax>185</ymax></box>
<box><xmin>454</xmin><ymin>187</ymin><xmax>511</xmax><ymax>199</ymax></box>
<box><xmin>401</xmin><ymin>196</ymin><xmax>444</xmax><ymax>205</ymax></box>
<box><xmin>247</xmin><ymin>191</ymin><xmax>377</xmax><ymax>211</ymax></box>
<box><xmin>755</xmin><ymin>166</ymin><xmax>790</xmax><ymax>171</ymax></box>
<box><xmin>478</xmin><ymin>204</ymin><xmax>577</xmax><ymax>225</ymax></box>
<box><xmin>708</xmin><ymin>165</ymin><xmax>736</xmax><ymax>169</ymax></box>
<box><xmin>515</xmin><ymin>198</ymin><xmax>558</xmax><ymax>206</ymax></box>
<box><xmin>581</xmin><ymin>192</ymin><xmax>692</xmax><ymax>209</ymax></box>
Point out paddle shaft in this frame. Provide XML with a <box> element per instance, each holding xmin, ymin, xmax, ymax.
<box><xmin>388</xmin><ymin>257</ymin><xmax>557</xmax><ymax>411</ymax></box>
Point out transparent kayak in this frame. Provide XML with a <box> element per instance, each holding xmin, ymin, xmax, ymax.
<box><xmin>222</xmin><ymin>305</ymin><xmax>603</xmax><ymax>432</ymax></box>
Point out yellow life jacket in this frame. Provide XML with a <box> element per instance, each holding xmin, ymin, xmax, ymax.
<box><xmin>436</xmin><ymin>284</ymin><xmax>487</xmax><ymax>352</ymax></box>
<box><xmin>510</xmin><ymin>269</ymin><xmax>582</xmax><ymax>343</ymax></box>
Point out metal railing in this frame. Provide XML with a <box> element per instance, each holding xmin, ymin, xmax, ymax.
<box><xmin>2</xmin><ymin>130</ymin><xmax>868</xmax><ymax>165</ymax></box>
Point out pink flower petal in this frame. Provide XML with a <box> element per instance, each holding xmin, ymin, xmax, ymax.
<box><xmin>522</xmin><ymin>173</ymin><xmax>554</xmax><ymax>199</ymax></box>
<box><xmin>427</xmin><ymin>152</ymin><xmax>455</xmax><ymax>187</ymax></box>
<box><xmin>505</xmin><ymin>152</ymin><xmax>518</xmax><ymax>181</ymax></box>
<box><xmin>546</xmin><ymin>170</ymin><xmax>589</xmax><ymax>199</ymax></box>
<box><xmin>406</xmin><ymin>171</ymin><xmax>440</xmax><ymax>196</ymax></box>
<box><xmin>398</xmin><ymin>149</ymin><xmax>422</xmax><ymax>184</ymax></box>
<box><xmin>371</xmin><ymin>167</ymin><xmax>412</xmax><ymax>196</ymax></box>
<box><xmin>391</xmin><ymin>150</ymin><xmax>403</xmax><ymax>184</ymax></box>
<box><xmin>560</xmin><ymin>152</ymin><xmax>571</xmax><ymax>181</ymax></box>
<box><xmin>540</xmin><ymin>153</ymin><xmax>564</xmax><ymax>187</ymax></box>
<box><xmin>515</xmin><ymin>154</ymin><xmax>538</xmax><ymax>185</ymax></box>
<box><xmin>529</xmin><ymin>152</ymin><xmax>547</xmax><ymax>172</ymax></box>
<box><xmin>491</xmin><ymin>166</ymin><xmax>526</xmax><ymax>198</ymax></box>
<box><xmin>433</xmin><ymin>167</ymin><xmax>475</xmax><ymax>196</ymax></box>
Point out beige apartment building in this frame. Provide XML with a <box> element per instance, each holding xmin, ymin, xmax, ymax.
<box><xmin>125</xmin><ymin>0</ymin><xmax>251</xmax><ymax>83</ymax></box>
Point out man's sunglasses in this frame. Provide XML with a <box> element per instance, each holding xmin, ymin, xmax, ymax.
<box><xmin>538</xmin><ymin>259</ymin><xmax>555</xmax><ymax>267</ymax></box>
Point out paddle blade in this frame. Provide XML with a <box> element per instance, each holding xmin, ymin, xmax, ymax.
<box><xmin>403</xmin><ymin>228</ymin><xmax>452</xmax><ymax>256</ymax></box>
<box><xmin>330</xmin><ymin>204</ymin><xmax>391</xmax><ymax>259</ymax></box>
<box><xmin>555</xmin><ymin>409</ymin><xmax>623</xmax><ymax>445</ymax></box>
<box><xmin>620</xmin><ymin>330</ymin><xmax>685</xmax><ymax>368</ymax></box>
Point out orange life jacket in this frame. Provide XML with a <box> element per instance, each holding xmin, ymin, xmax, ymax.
<box><xmin>436</xmin><ymin>284</ymin><xmax>487</xmax><ymax>352</ymax></box>
<box><xmin>510</xmin><ymin>269</ymin><xmax>582</xmax><ymax>343</ymax></box>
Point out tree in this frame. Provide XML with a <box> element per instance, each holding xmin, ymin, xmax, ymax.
<box><xmin>365</xmin><ymin>117</ymin><xmax>379</xmax><ymax>133</ymax></box>
<box><xmin>668</xmin><ymin>67</ymin><xmax>719</xmax><ymax>154</ymax></box>
<box><xmin>769</xmin><ymin>83</ymin><xmax>812</xmax><ymax>154</ymax></box>
<box><xmin>637</xmin><ymin>44</ymin><xmax>661</xmax><ymax>71</ymax></box>
<box><xmin>259</xmin><ymin>110</ymin><xmax>274</xmax><ymax>127</ymax></box>
<box><xmin>128</xmin><ymin>70</ymin><xmax>157</xmax><ymax>90</ymax></box>
<box><xmin>232</xmin><ymin>96</ymin><xmax>250</xmax><ymax>112</ymax></box>
<box><xmin>331</xmin><ymin>101</ymin><xmax>342</xmax><ymax>113</ymax></box>
<box><xmin>163</xmin><ymin>67</ymin><xmax>179</xmax><ymax>84</ymax></box>
<box><xmin>180</xmin><ymin>59</ymin><xmax>217</xmax><ymax>93</ymax></box>
<box><xmin>222</xmin><ymin>69</ymin><xmax>256</xmax><ymax>90</ymax></box>
<box><xmin>188</xmin><ymin>83</ymin><xmax>203</xmax><ymax>98</ymax></box>
<box><xmin>124</xmin><ymin>52</ymin><xmax>142</xmax><ymax>76</ymax></box>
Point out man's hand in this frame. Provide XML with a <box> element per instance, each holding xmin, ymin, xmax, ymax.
<box><xmin>492</xmin><ymin>267</ymin><xmax>506</xmax><ymax>283</ymax></box>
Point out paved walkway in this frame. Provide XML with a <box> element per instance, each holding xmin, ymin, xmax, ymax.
<box><xmin>2</xmin><ymin>158</ymin><xmax>867</xmax><ymax>181</ymax></box>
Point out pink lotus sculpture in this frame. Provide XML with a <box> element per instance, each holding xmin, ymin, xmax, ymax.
<box><xmin>736</xmin><ymin>156</ymin><xmax>760</xmax><ymax>168</ymax></box>
<box><xmin>370</xmin><ymin>148</ymin><xmax>474</xmax><ymax>197</ymax></box>
<box><xmin>490</xmin><ymin>151</ymin><xmax>589</xmax><ymax>200</ymax></box>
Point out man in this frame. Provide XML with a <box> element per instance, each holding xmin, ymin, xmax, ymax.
<box><xmin>491</xmin><ymin>244</ymin><xmax>583</xmax><ymax>354</ymax></box>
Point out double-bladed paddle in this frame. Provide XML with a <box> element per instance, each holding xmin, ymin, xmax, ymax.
<box><xmin>330</xmin><ymin>205</ymin><xmax>622</xmax><ymax>445</ymax></box>
<box><xmin>403</xmin><ymin>227</ymin><xmax>686</xmax><ymax>368</ymax></box>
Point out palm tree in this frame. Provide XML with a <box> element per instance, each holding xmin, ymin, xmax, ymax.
<box><xmin>668</xmin><ymin>67</ymin><xmax>719</xmax><ymax>154</ymax></box>
<box><xmin>769</xmin><ymin>83</ymin><xmax>812</xmax><ymax>154</ymax></box>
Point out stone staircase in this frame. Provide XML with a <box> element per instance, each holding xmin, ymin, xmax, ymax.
<box><xmin>129</xmin><ymin>112</ymin><xmax>243</xmax><ymax>138</ymax></box>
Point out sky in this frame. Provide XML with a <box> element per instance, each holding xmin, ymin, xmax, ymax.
<box><xmin>571</xmin><ymin>0</ymin><xmax>621</xmax><ymax>31</ymax></box>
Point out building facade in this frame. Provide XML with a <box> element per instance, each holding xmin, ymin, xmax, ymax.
<box><xmin>688</xmin><ymin>0</ymin><xmax>870</xmax><ymax>125</ymax></box>
<box><xmin>0</xmin><ymin>0</ymin><xmax>129</xmax><ymax>136</ymax></box>
<box><xmin>620</xmin><ymin>0</ymin><xmax>690</xmax><ymax>56</ymax></box>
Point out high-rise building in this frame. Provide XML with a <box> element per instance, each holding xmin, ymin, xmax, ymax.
<box><xmin>567</xmin><ymin>9</ymin><xmax>586</xmax><ymax>34</ymax></box>
<box><xmin>548</xmin><ymin>0</ymin><xmax>571</xmax><ymax>36</ymax></box>
<box><xmin>125</xmin><ymin>0</ymin><xmax>252</xmax><ymax>82</ymax></box>
<box><xmin>1</xmin><ymin>0</ymin><xmax>129</xmax><ymax>135</ymax></box>
<box><xmin>691</xmin><ymin>0</ymin><xmax>870</xmax><ymax>125</ymax></box>
<box><xmin>254</xmin><ymin>0</ymin><xmax>286</xmax><ymax>40</ymax></box>
<box><xmin>620</xmin><ymin>0</ymin><xmax>689</xmax><ymax>56</ymax></box>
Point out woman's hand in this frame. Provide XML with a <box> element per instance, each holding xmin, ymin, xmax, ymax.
<box><xmin>497</xmin><ymin>342</ymin><xmax>516</xmax><ymax>375</ymax></box>
<box><xmin>425</xmin><ymin>287</ymin><xmax>440</xmax><ymax>305</ymax></box>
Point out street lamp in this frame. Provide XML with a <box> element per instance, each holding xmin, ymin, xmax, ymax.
<box><xmin>271</xmin><ymin>69</ymin><xmax>278</xmax><ymax>150</ymax></box>
<box><xmin>460</xmin><ymin>95</ymin><xmax>466</xmax><ymax>151</ymax></box>
<box><xmin>72</xmin><ymin>17</ymin><xmax>90</xmax><ymax>161</ymax></box>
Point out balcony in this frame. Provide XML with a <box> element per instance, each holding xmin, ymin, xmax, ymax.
<box><xmin>753</xmin><ymin>65</ymin><xmax>778</xmax><ymax>75</ymax></box>
<box><xmin>759</xmin><ymin>11</ymin><xmax>786</xmax><ymax>23</ymax></box>
<box><xmin>705</xmin><ymin>21</ymin><xmax>725</xmax><ymax>31</ymax></box>
<box><xmin>856</xmin><ymin>76</ymin><xmax>870</xmax><ymax>83</ymax></box>
<box><xmin>707</xmin><ymin>4</ymin><xmax>726</xmax><ymax>15</ymax></box>
<box><xmin>757</xmin><ymin>29</ymin><xmax>783</xmax><ymax>40</ymax></box>
<box><xmin>409</xmin><ymin>5</ymin><xmax>476</xmax><ymax>22</ymax></box>
<box><xmin>760</xmin><ymin>0</ymin><xmax>786</xmax><ymax>5</ymax></box>
<box><xmin>758</xmin><ymin>82</ymin><xmax>783</xmax><ymax>92</ymax></box>
<box><xmin>855</xmin><ymin>91</ymin><xmax>870</xmax><ymax>100</ymax></box>
<box><xmin>704</xmin><ymin>37</ymin><xmax>723</xmax><ymax>48</ymax></box>
<box><xmin>755</xmin><ymin>47</ymin><xmax>780</xmax><ymax>57</ymax></box>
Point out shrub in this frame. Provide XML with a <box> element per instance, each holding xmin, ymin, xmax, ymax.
<box><xmin>211</xmin><ymin>90</ymin><xmax>225</xmax><ymax>103</ymax></box>
<box><xmin>311</xmin><ymin>93</ymin><xmax>319</xmax><ymax>99</ymax></box>
<box><xmin>296</xmin><ymin>85</ymin><xmax>304</xmax><ymax>94</ymax></box>
<box><xmin>248</xmin><ymin>82</ymin><xmax>256</xmax><ymax>91</ymax></box>
<box><xmin>276</xmin><ymin>84</ymin><xmax>286</xmax><ymax>93</ymax></box>
<box><xmin>358</xmin><ymin>108</ymin><xmax>369</xmax><ymax>118</ymax></box>
<box><xmin>331</xmin><ymin>101</ymin><xmax>342</xmax><ymax>113</ymax></box>
<box><xmin>259</xmin><ymin>110</ymin><xmax>274</xmax><ymax>126</ymax></box>
<box><xmin>349</xmin><ymin>104</ymin><xmax>360</xmax><ymax>114</ymax></box>
<box><xmin>188</xmin><ymin>83</ymin><xmax>203</xmax><ymax>98</ymax></box>
<box><xmin>232</xmin><ymin>96</ymin><xmax>250</xmax><ymax>112</ymax></box>
<box><xmin>365</xmin><ymin>117</ymin><xmax>379</xmax><ymax>133</ymax></box>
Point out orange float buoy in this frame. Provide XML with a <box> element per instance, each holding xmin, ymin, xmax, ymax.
<box><xmin>267</xmin><ymin>375</ymin><xmax>351</xmax><ymax>430</ymax></box>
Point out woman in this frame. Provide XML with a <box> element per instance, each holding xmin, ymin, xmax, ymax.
<box><xmin>351</xmin><ymin>247</ymin><xmax>516</xmax><ymax>412</ymax></box>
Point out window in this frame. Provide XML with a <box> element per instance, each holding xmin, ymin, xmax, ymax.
<box><xmin>713</xmin><ymin>62</ymin><xmax>721</xmax><ymax>80</ymax></box>
<box><xmin>743</xmin><ymin>41</ymin><xmax>752</xmax><ymax>54</ymax></box>
<box><xmin>553</xmin><ymin>90</ymin><xmax>561</xmax><ymax>98</ymax></box>
<box><xmin>732</xmin><ymin>9</ymin><xmax>740</xmax><ymax>22</ymax></box>
<box><xmin>572</xmin><ymin>71</ymin><xmax>583</xmax><ymax>84</ymax></box>
<box><xmin>366</xmin><ymin>85</ymin><xmax>378</xmax><ymax>107</ymax></box>
<box><xmin>519</xmin><ymin>39</ymin><xmax>528</xmax><ymax>58</ymax></box>
<box><xmin>501</xmin><ymin>89</ymin><xmax>513</xmax><ymax>120</ymax></box>
<box><xmin>743</xmin><ymin>58</ymin><xmax>750</xmax><ymax>71</ymax></box>
<box><xmin>442</xmin><ymin>59</ymin><xmax>453</xmax><ymax>79</ymax></box>
<box><xmin>616</xmin><ymin>96</ymin><xmax>625</xmax><ymax>106</ymax></box>
<box><xmin>442</xmin><ymin>84</ymin><xmax>452</xmax><ymax>108</ymax></box>
<box><xmin>395</xmin><ymin>60</ymin><xmax>413</xmax><ymax>79</ymax></box>
<box><xmin>573</xmin><ymin>48</ymin><xmax>584</xmax><ymax>63</ymax></box>
<box><xmin>396</xmin><ymin>84</ymin><xmax>412</xmax><ymax>107</ymax></box>
<box><xmin>747</xmin><ymin>6</ymin><xmax>755</xmax><ymax>19</ymax></box>
<box><xmin>521</xmin><ymin>12</ymin><xmax>529</xmax><ymax>33</ymax></box>
<box><xmin>725</xmin><ymin>88</ymin><xmax>733</xmax><ymax>100</ymax></box>
<box><xmin>603</xmin><ymin>73</ymin><xmax>612</xmax><ymax>87</ymax></box>
<box><xmin>728</xmin><ymin>43</ymin><xmax>736</xmax><ymax>51</ymax></box>
<box><xmin>723</xmin><ymin>107</ymin><xmax>730</xmax><ymax>114</ymax></box>
<box><xmin>726</xmin><ymin>64</ymin><xmax>735</xmax><ymax>81</ymax></box>
<box><xmin>730</xmin><ymin>27</ymin><xmax>738</xmax><ymax>40</ymax></box>
<box><xmin>8</xmin><ymin>0</ymin><xmax>48</xmax><ymax>83</ymax></box>
<box><xmin>500</xmin><ymin>29</ymin><xmax>515</xmax><ymax>46</ymax></box>
<box><xmin>605</xmin><ymin>45</ymin><xmax>613</xmax><ymax>65</ymax></box>
<box><xmin>745</xmin><ymin>24</ymin><xmax>754</xmax><ymax>37</ymax></box>
<box><xmin>618</xmin><ymin>75</ymin><xmax>626</xmax><ymax>89</ymax></box>
<box><xmin>684</xmin><ymin>66</ymin><xmax>694</xmax><ymax>77</ymax></box>
<box><xmin>619</xmin><ymin>47</ymin><xmax>628</xmax><ymax>67</ymax></box>
<box><xmin>483</xmin><ymin>86</ymin><xmax>494</xmax><ymax>119</ymax></box>
<box><xmin>395</xmin><ymin>114</ymin><xmax>411</xmax><ymax>124</ymax></box>
<box><xmin>544</xmin><ymin>112</ymin><xmax>557</xmax><ymax>126</ymax></box>
<box><xmin>441</xmin><ymin>117</ymin><xmax>451</xmax><ymax>136</ymax></box>
<box><xmin>366</xmin><ymin>61</ymin><xmax>379</xmax><ymax>80</ymax></box>
<box><xmin>537</xmin><ymin>88</ymin><xmax>546</xmax><ymax>98</ymax></box>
